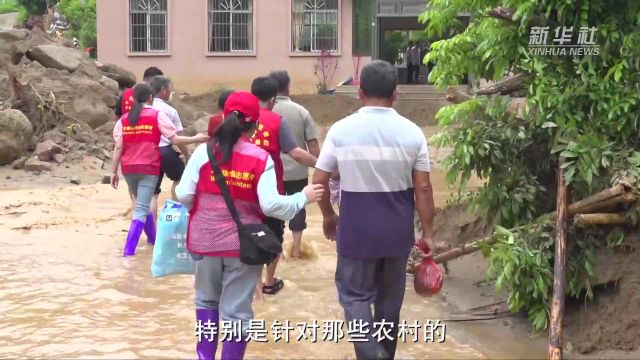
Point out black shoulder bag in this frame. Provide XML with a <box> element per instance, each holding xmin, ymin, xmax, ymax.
<box><xmin>206</xmin><ymin>142</ymin><xmax>281</xmax><ymax>265</ymax></box>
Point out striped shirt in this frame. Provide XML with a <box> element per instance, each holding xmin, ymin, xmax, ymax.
<box><xmin>315</xmin><ymin>107</ymin><xmax>430</xmax><ymax>258</ymax></box>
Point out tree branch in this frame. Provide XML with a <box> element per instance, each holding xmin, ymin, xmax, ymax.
<box><xmin>474</xmin><ymin>73</ymin><xmax>532</xmax><ymax>96</ymax></box>
<box><xmin>488</xmin><ymin>7</ymin><xmax>515</xmax><ymax>22</ymax></box>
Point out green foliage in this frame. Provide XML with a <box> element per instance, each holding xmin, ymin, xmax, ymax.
<box><xmin>58</xmin><ymin>0</ymin><xmax>96</xmax><ymax>49</ymax></box>
<box><xmin>18</xmin><ymin>0</ymin><xmax>49</xmax><ymax>15</ymax></box>
<box><xmin>0</xmin><ymin>0</ymin><xmax>19</xmax><ymax>13</ymax></box>
<box><xmin>382</xmin><ymin>31</ymin><xmax>407</xmax><ymax>65</ymax></box>
<box><xmin>422</xmin><ymin>0</ymin><xmax>640</xmax><ymax>332</ymax></box>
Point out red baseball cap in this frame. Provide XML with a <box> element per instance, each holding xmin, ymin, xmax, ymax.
<box><xmin>223</xmin><ymin>92</ymin><xmax>260</xmax><ymax>123</ymax></box>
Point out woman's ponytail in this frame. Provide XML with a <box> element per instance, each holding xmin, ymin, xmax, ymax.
<box><xmin>128</xmin><ymin>83</ymin><xmax>154</xmax><ymax>126</ymax></box>
<box><xmin>214</xmin><ymin>111</ymin><xmax>256</xmax><ymax>164</ymax></box>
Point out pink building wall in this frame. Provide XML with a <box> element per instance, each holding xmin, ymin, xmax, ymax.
<box><xmin>97</xmin><ymin>0</ymin><xmax>369</xmax><ymax>94</ymax></box>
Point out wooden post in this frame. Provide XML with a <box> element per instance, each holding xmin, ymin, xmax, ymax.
<box><xmin>549</xmin><ymin>167</ymin><xmax>568</xmax><ymax>360</ymax></box>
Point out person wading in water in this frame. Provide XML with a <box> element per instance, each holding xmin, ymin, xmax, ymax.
<box><xmin>110</xmin><ymin>83</ymin><xmax>208</xmax><ymax>256</ymax></box>
<box><xmin>176</xmin><ymin>92</ymin><xmax>324</xmax><ymax>360</ymax></box>
<box><xmin>250</xmin><ymin>76</ymin><xmax>317</xmax><ymax>296</ymax></box>
<box><xmin>313</xmin><ymin>60</ymin><xmax>435</xmax><ymax>359</ymax></box>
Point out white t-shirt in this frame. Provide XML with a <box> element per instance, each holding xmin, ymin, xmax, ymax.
<box><xmin>153</xmin><ymin>98</ymin><xmax>184</xmax><ymax>147</ymax></box>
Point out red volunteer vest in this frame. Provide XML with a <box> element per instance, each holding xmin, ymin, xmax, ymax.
<box><xmin>251</xmin><ymin>109</ymin><xmax>285</xmax><ymax>194</ymax></box>
<box><xmin>120</xmin><ymin>87</ymin><xmax>134</xmax><ymax>115</ymax></box>
<box><xmin>120</xmin><ymin>108</ymin><xmax>162</xmax><ymax>175</ymax></box>
<box><xmin>187</xmin><ymin>139</ymin><xmax>269</xmax><ymax>256</ymax></box>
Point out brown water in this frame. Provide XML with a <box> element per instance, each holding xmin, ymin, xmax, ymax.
<box><xmin>0</xmin><ymin>171</ymin><xmax>545</xmax><ymax>359</ymax></box>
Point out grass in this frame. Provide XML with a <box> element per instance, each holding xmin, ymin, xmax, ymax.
<box><xmin>0</xmin><ymin>0</ymin><xmax>18</xmax><ymax>14</ymax></box>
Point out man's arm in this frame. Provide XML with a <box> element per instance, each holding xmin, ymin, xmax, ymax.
<box><xmin>288</xmin><ymin>148</ymin><xmax>316</xmax><ymax>168</ymax></box>
<box><xmin>303</xmin><ymin>112</ymin><xmax>320</xmax><ymax>157</ymax></box>
<box><xmin>306</xmin><ymin>139</ymin><xmax>320</xmax><ymax>158</ymax></box>
<box><xmin>414</xmin><ymin>170</ymin><xmax>435</xmax><ymax>241</ymax></box>
<box><xmin>280</xmin><ymin>117</ymin><xmax>317</xmax><ymax>168</ymax></box>
<box><xmin>413</xmin><ymin>133</ymin><xmax>435</xmax><ymax>256</ymax></box>
<box><xmin>313</xmin><ymin>169</ymin><xmax>334</xmax><ymax>217</ymax></box>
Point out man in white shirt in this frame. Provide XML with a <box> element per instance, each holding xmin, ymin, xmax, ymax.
<box><xmin>269</xmin><ymin>71</ymin><xmax>321</xmax><ymax>258</ymax></box>
<box><xmin>150</xmin><ymin>76</ymin><xmax>190</xmax><ymax>218</ymax></box>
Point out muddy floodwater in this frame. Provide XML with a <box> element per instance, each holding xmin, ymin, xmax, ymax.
<box><xmin>0</xmin><ymin>170</ymin><xmax>546</xmax><ymax>359</ymax></box>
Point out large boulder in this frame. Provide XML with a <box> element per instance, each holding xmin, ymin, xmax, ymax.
<box><xmin>100</xmin><ymin>76</ymin><xmax>119</xmax><ymax>93</ymax></box>
<box><xmin>27</xmin><ymin>44</ymin><xmax>83</xmax><ymax>72</ymax></box>
<box><xmin>99</xmin><ymin>63</ymin><xmax>136</xmax><ymax>88</ymax></box>
<box><xmin>18</xmin><ymin>66</ymin><xmax>118</xmax><ymax>129</ymax></box>
<box><xmin>0</xmin><ymin>28</ymin><xmax>31</xmax><ymax>64</ymax></box>
<box><xmin>0</xmin><ymin>109</ymin><xmax>33</xmax><ymax>165</ymax></box>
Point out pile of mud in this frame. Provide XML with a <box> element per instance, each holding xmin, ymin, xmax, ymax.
<box><xmin>0</xmin><ymin>27</ymin><xmax>140</xmax><ymax>177</ymax></box>
<box><xmin>179</xmin><ymin>91</ymin><xmax>444</xmax><ymax>129</ymax></box>
<box><xmin>564</xmin><ymin>235</ymin><xmax>640</xmax><ymax>355</ymax></box>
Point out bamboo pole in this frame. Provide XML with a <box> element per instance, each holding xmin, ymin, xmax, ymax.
<box><xmin>549</xmin><ymin>167</ymin><xmax>568</xmax><ymax>360</ymax></box>
<box><xmin>433</xmin><ymin>185</ymin><xmax>634</xmax><ymax>264</ymax></box>
<box><xmin>535</xmin><ymin>184</ymin><xmax>627</xmax><ymax>223</ymax></box>
<box><xmin>575</xmin><ymin>193</ymin><xmax>635</xmax><ymax>214</ymax></box>
<box><xmin>574</xmin><ymin>212</ymin><xmax>629</xmax><ymax>227</ymax></box>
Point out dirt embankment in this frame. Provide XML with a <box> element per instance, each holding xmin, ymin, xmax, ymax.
<box><xmin>179</xmin><ymin>91</ymin><xmax>444</xmax><ymax>129</ymax></box>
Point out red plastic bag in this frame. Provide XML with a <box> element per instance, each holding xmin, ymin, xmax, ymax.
<box><xmin>413</xmin><ymin>255</ymin><xmax>443</xmax><ymax>297</ymax></box>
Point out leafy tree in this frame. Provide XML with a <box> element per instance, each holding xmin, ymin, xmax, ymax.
<box><xmin>17</xmin><ymin>0</ymin><xmax>50</xmax><ymax>15</ymax></box>
<box><xmin>58</xmin><ymin>0</ymin><xmax>96</xmax><ymax>49</ymax></box>
<box><xmin>422</xmin><ymin>0</ymin><xmax>640</xmax><ymax>332</ymax></box>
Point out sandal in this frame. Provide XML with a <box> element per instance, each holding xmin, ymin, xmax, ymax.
<box><xmin>262</xmin><ymin>278</ymin><xmax>284</xmax><ymax>295</ymax></box>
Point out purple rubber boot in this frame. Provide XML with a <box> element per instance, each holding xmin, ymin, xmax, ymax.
<box><xmin>143</xmin><ymin>213</ymin><xmax>156</xmax><ymax>245</ymax></box>
<box><xmin>123</xmin><ymin>219</ymin><xmax>144</xmax><ymax>257</ymax></box>
<box><xmin>221</xmin><ymin>339</ymin><xmax>247</xmax><ymax>360</ymax></box>
<box><xmin>196</xmin><ymin>308</ymin><xmax>219</xmax><ymax>360</ymax></box>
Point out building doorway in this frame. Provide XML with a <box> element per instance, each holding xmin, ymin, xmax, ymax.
<box><xmin>371</xmin><ymin>0</ymin><xmax>470</xmax><ymax>85</ymax></box>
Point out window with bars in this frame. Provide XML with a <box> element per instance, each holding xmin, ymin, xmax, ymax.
<box><xmin>208</xmin><ymin>0</ymin><xmax>253</xmax><ymax>53</ymax></box>
<box><xmin>292</xmin><ymin>0</ymin><xmax>339</xmax><ymax>53</ymax></box>
<box><xmin>129</xmin><ymin>0</ymin><xmax>168</xmax><ymax>53</ymax></box>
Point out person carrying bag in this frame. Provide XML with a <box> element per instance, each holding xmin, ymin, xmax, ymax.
<box><xmin>176</xmin><ymin>91</ymin><xmax>324</xmax><ymax>360</ymax></box>
<box><xmin>206</xmin><ymin>142</ymin><xmax>282</xmax><ymax>265</ymax></box>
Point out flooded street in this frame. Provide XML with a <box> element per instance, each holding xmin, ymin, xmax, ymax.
<box><xmin>0</xmin><ymin>171</ymin><xmax>546</xmax><ymax>359</ymax></box>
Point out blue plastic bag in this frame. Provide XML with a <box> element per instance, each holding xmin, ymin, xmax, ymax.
<box><xmin>151</xmin><ymin>200</ymin><xmax>194</xmax><ymax>277</ymax></box>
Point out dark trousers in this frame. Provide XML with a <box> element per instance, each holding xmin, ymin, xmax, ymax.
<box><xmin>407</xmin><ymin>64</ymin><xmax>419</xmax><ymax>84</ymax></box>
<box><xmin>335</xmin><ymin>254</ymin><xmax>408</xmax><ymax>359</ymax></box>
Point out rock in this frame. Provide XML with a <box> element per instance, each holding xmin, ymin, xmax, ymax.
<box><xmin>0</xmin><ymin>28</ymin><xmax>31</xmax><ymax>64</ymax></box>
<box><xmin>70</xmin><ymin>176</ymin><xmax>81</xmax><ymax>185</ymax></box>
<box><xmin>186</xmin><ymin>116</ymin><xmax>210</xmax><ymax>136</ymax></box>
<box><xmin>100</xmin><ymin>76</ymin><xmax>120</xmax><ymax>93</ymax></box>
<box><xmin>74</xmin><ymin>130</ymin><xmax>98</xmax><ymax>145</ymax></box>
<box><xmin>70</xmin><ymin>96</ymin><xmax>115</xmax><ymax>128</ymax></box>
<box><xmin>41</xmin><ymin>129</ymin><xmax>66</xmax><ymax>144</ymax></box>
<box><xmin>95</xmin><ymin>122</ymin><xmax>116</xmax><ymax>136</ymax></box>
<box><xmin>27</xmin><ymin>44</ymin><xmax>83</xmax><ymax>72</ymax></box>
<box><xmin>25</xmin><ymin>158</ymin><xmax>52</xmax><ymax>172</ymax></box>
<box><xmin>11</xmin><ymin>156</ymin><xmax>28</xmax><ymax>169</ymax></box>
<box><xmin>99</xmin><ymin>63</ymin><xmax>136</xmax><ymax>88</ymax></box>
<box><xmin>101</xmin><ymin>174</ymin><xmax>111</xmax><ymax>184</ymax></box>
<box><xmin>76</xmin><ymin>60</ymin><xmax>102</xmax><ymax>81</ymax></box>
<box><xmin>83</xmin><ymin>156</ymin><xmax>104</xmax><ymax>170</ymax></box>
<box><xmin>53</xmin><ymin>153</ymin><xmax>65</xmax><ymax>164</ymax></box>
<box><xmin>0</xmin><ymin>109</ymin><xmax>34</xmax><ymax>165</ymax></box>
<box><xmin>29</xmin><ymin>27</ymin><xmax>54</xmax><ymax>47</ymax></box>
<box><xmin>35</xmin><ymin>140</ymin><xmax>64</xmax><ymax>161</ymax></box>
<box><xmin>102</xmin><ymin>149</ymin><xmax>112</xmax><ymax>159</ymax></box>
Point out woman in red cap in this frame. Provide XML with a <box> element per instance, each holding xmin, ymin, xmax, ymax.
<box><xmin>177</xmin><ymin>92</ymin><xmax>324</xmax><ymax>360</ymax></box>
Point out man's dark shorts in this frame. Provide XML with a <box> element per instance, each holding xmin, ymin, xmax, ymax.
<box><xmin>284</xmin><ymin>178</ymin><xmax>308</xmax><ymax>231</ymax></box>
<box><xmin>155</xmin><ymin>146</ymin><xmax>186</xmax><ymax>194</ymax></box>
<box><xmin>264</xmin><ymin>217</ymin><xmax>285</xmax><ymax>245</ymax></box>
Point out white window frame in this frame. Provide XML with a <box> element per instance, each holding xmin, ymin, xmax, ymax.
<box><xmin>207</xmin><ymin>0</ymin><xmax>255</xmax><ymax>55</ymax></box>
<box><xmin>290</xmin><ymin>0</ymin><xmax>341</xmax><ymax>55</ymax></box>
<box><xmin>129</xmin><ymin>0</ymin><xmax>169</xmax><ymax>54</ymax></box>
